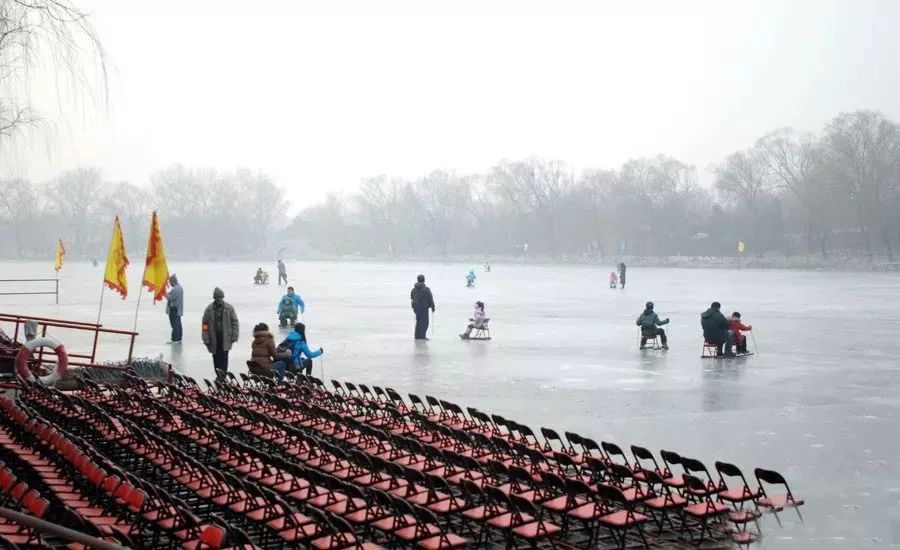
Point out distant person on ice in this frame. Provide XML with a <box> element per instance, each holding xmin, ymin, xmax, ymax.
<box><xmin>277</xmin><ymin>260</ymin><xmax>288</xmax><ymax>286</ymax></box>
<box><xmin>466</xmin><ymin>270</ymin><xmax>476</xmax><ymax>287</ymax></box>
<box><xmin>701</xmin><ymin>301</ymin><xmax>735</xmax><ymax>357</ymax></box>
<box><xmin>636</xmin><ymin>301</ymin><xmax>669</xmax><ymax>349</ymax></box>
<box><xmin>410</xmin><ymin>274</ymin><xmax>435</xmax><ymax>340</ymax></box>
<box><xmin>284</xmin><ymin>322</ymin><xmax>323</xmax><ymax>375</ymax></box>
<box><xmin>617</xmin><ymin>262</ymin><xmax>627</xmax><ymax>288</ymax></box>
<box><xmin>165</xmin><ymin>274</ymin><xmax>183</xmax><ymax>344</ymax></box>
<box><xmin>460</xmin><ymin>301</ymin><xmax>486</xmax><ymax>339</ymax></box>
<box><xmin>278</xmin><ymin>286</ymin><xmax>305</xmax><ymax>317</ymax></box>
<box><xmin>608</xmin><ymin>271</ymin><xmax>618</xmax><ymax>288</ymax></box>
<box><xmin>728</xmin><ymin>312</ymin><xmax>752</xmax><ymax>354</ymax></box>
<box><xmin>202</xmin><ymin>287</ymin><xmax>239</xmax><ymax>375</ymax></box>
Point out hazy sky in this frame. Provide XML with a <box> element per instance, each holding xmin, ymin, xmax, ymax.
<box><xmin>17</xmin><ymin>0</ymin><xmax>900</xmax><ymax>207</ymax></box>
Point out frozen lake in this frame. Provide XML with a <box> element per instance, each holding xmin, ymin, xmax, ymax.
<box><xmin>2</xmin><ymin>260</ymin><xmax>899</xmax><ymax>547</ymax></box>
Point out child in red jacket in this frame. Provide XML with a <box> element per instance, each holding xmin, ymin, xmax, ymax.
<box><xmin>728</xmin><ymin>312</ymin><xmax>752</xmax><ymax>354</ymax></box>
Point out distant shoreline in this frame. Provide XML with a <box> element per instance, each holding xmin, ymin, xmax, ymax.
<box><xmin>4</xmin><ymin>254</ymin><xmax>898</xmax><ymax>272</ymax></box>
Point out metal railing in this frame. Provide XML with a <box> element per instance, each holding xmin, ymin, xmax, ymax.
<box><xmin>0</xmin><ymin>506</ymin><xmax>126</xmax><ymax>549</ymax></box>
<box><xmin>0</xmin><ymin>278</ymin><xmax>59</xmax><ymax>304</ymax></box>
<box><xmin>0</xmin><ymin>313</ymin><xmax>138</xmax><ymax>368</ymax></box>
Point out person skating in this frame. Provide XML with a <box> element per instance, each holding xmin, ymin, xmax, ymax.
<box><xmin>701</xmin><ymin>301</ymin><xmax>735</xmax><ymax>357</ymax></box>
<box><xmin>460</xmin><ymin>301</ymin><xmax>486</xmax><ymax>339</ymax></box>
<box><xmin>277</xmin><ymin>260</ymin><xmax>288</xmax><ymax>286</ymax></box>
<box><xmin>618</xmin><ymin>262</ymin><xmax>627</xmax><ymax>289</ymax></box>
<box><xmin>284</xmin><ymin>322</ymin><xmax>323</xmax><ymax>376</ymax></box>
<box><xmin>728</xmin><ymin>312</ymin><xmax>753</xmax><ymax>354</ymax></box>
<box><xmin>165</xmin><ymin>274</ymin><xmax>183</xmax><ymax>344</ymax></box>
<box><xmin>410</xmin><ymin>274</ymin><xmax>435</xmax><ymax>340</ymax></box>
<box><xmin>466</xmin><ymin>270</ymin><xmax>476</xmax><ymax>288</ymax></box>
<box><xmin>202</xmin><ymin>287</ymin><xmax>239</xmax><ymax>375</ymax></box>
<box><xmin>278</xmin><ymin>287</ymin><xmax>305</xmax><ymax>316</ymax></box>
<box><xmin>636</xmin><ymin>301</ymin><xmax>669</xmax><ymax>349</ymax></box>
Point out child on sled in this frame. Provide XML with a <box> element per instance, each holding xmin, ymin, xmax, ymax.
<box><xmin>460</xmin><ymin>301</ymin><xmax>486</xmax><ymax>339</ymax></box>
<box><xmin>728</xmin><ymin>312</ymin><xmax>752</xmax><ymax>354</ymax></box>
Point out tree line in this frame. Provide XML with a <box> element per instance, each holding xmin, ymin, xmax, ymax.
<box><xmin>294</xmin><ymin>109</ymin><xmax>900</xmax><ymax>261</ymax></box>
<box><xmin>2</xmin><ymin>109</ymin><xmax>899</xmax><ymax>261</ymax></box>
<box><xmin>0</xmin><ymin>165</ymin><xmax>287</xmax><ymax>258</ymax></box>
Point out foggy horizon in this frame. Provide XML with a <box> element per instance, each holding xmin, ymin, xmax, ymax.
<box><xmin>6</xmin><ymin>0</ymin><xmax>900</xmax><ymax>206</ymax></box>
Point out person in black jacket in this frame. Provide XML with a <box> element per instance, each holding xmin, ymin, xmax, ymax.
<box><xmin>700</xmin><ymin>301</ymin><xmax>735</xmax><ymax>357</ymax></box>
<box><xmin>410</xmin><ymin>274</ymin><xmax>436</xmax><ymax>340</ymax></box>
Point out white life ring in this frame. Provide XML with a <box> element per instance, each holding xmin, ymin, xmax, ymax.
<box><xmin>15</xmin><ymin>336</ymin><xmax>68</xmax><ymax>385</ymax></box>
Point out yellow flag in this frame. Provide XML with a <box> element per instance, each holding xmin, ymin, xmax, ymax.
<box><xmin>142</xmin><ymin>211</ymin><xmax>170</xmax><ymax>302</ymax></box>
<box><xmin>53</xmin><ymin>239</ymin><xmax>65</xmax><ymax>272</ymax></box>
<box><xmin>103</xmin><ymin>216</ymin><xmax>129</xmax><ymax>299</ymax></box>
<box><xmin>738</xmin><ymin>241</ymin><xmax>746</xmax><ymax>253</ymax></box>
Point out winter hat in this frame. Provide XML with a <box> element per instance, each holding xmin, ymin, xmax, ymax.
<box><xmin>213</xmin><ymin>287</ymin><xmax>225</xmax><ymax>299</ymax></box>
<box><xmin>645</xmin><ymin>301</ymin><xmax>654</xmax><ymax>310</ymax></box>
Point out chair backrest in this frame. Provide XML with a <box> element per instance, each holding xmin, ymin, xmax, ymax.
<box><xmin>596</xmin><ymin>483</ymin><xmax>628</xmax><ymax>506</ymax></box>
<box><xmin>200</xmin><ymin>524</ymin><xmax>226</xmax><ymax>549</ymax></box>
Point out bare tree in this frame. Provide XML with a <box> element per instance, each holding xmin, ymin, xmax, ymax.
<box><xmin>715</xmin><ymin>149</ymin><xmax>774</xmax><ymax>251</ymax></box>
<box><xmin>101</xmin><ymin>181</ymin><xmax>151</xmax><ymax>249</ymax></box>
<box><xmin>408</xmin><ymin>170</ymin><xmax>470</xmax><ymax>256</ymax></box>
<box><xmin>0</xmin><ymin>0</ymin><xmax>107</xmax><ymax>149</ymax></box>
<box><xmin>756</xmin><ymin>128</ymin><xmax>832</xmax><ymax>255</ymax></box>
<box><xmin>491</xmin><ymin>158</ymin><xmax>572</xmax><ymax>256</ymax></box>
<box><xmin>235</xmin><ymin>168</ymin><xmax>286</xmax><ymax>251</ymax></box>
<box><xmin>823</xmin><ymin>110</ymin><xmax>900</xmax><ymax>259</ymax></box>
<box><xmin>52</xmin><ymin>166</ymin><xmax>105</xmax><ymax>251</ymax></box>
<box><xmin>0</xmin><ymin>178</ymin><xmax>39</xmax><ymax>256</ymax></box>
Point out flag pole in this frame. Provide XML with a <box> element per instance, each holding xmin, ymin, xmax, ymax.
<box><xmin>97</xmin><ymin>281</ymin><xmax>106</xmax><ymax>325</ymax></box>
<box><xmin>133</xmin><ymin>266</ymin><xmax>147</xmax><ymax>333</ymax></box>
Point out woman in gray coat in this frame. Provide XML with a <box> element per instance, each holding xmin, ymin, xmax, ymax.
<box><xmin>202</xmin><ymin>287</ymin><xmax>239</xmax><ymax>375</ymax></box>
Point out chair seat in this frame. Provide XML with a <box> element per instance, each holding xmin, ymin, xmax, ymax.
<box><xmin>718</xmin><ymin>487</ymin><xmax>761</xmax><ymax>503</ymax></box>
<box><xmin>684</xmin><ymin>501</ymin><xmax>729</xmax><ymax>518</ymax></box>
<box><xmin>512</xmin><ymin>521</ymin><xmax>562</xmax><ymax>538</ymax></box>
<box><xmin>598</xmin><ymin>510</ymin><xmax>648</xmax><ymax>527</ymax></box>
<box><xmin>759</xmin><ymin>494</ymin><xmax>804</xmax><ymax>510</ymax></box>
<box><xmin>417</xmin><ymin>533</ymin><xmax>468</xmax><ymax>549</ymax></box>
<box><xmin>643</xmin><ymin>494</ymin><xmax>686</xmax><ymax>510</ymax></box>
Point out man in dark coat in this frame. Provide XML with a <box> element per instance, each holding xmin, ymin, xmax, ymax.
<box><xmin>410</xmin><ymin>274</ymin><xmax>435</xmax><ymax>340</ymax></box>
<box><xmin>618</xmin><ymin>262</ymin><xmax>627</xmax><ymax>288</ymax></box>
<box><xmin>701</xmin><ymin>301</ymin><xmax>735</xmax><ymax>356</ymax></box>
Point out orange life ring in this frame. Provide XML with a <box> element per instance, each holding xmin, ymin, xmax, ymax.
<box><xmin>15</xmin><ymin>336</ymin><xmax>68</xmax><ymax>385</ymax></box>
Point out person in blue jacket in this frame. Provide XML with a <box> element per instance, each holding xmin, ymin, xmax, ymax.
<box><xmin>278</xmin><ymin>286</ymin><xmax>305</xmax><ymax>316</ymax></box>
<box><xmin>466</xmin><ymin>270</ymin><xmax>476</xmax><ymax>287</ymax></box>
<box><xmin>284</xmin><ymin>322</ymin><xmax>323</xmax><ymax>375</ymax></box>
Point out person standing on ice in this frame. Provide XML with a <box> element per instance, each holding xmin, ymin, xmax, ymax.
<box><xmin>202</xmin><ymin>287</ymin><xmax>239</xmax><ymax>375</ymax></box>
<box><xmin>618</xmin><ymin>262</ymin><xmax>627</xmax><ymax>288</ymax></box>
<box><xmin>410</xmin><ymin>274</ymin><xmax>435</xmax><ymax>340</ymax></box>
<box><xmin>165</xmin><ymin>274</ymin><xmax>184</xmax><ymax>343</ymax></box>
<box><xmin>277</xmin><ymin>260</ymin><xmax>288</xmax><ymax>286</ymax></box>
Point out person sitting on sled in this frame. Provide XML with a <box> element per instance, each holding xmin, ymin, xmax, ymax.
<box><xmin>460</xmin><ymin>301</ymin><xmax>486</xmax><ymax>339</ymax></box>
<box><xmin>277</xmin><ymin>297</ymin><xmax>298</xmax><ymax>328</ymax></box>
<box><xmin>609</xmin><ymin>271</ymin><xmax>618</xmax><ymax>288</ymax></box>
<box><xmin>636</xmin><ymin>301</ymin><xmax>669</xmax><ymax>349</ymax></box>
<box><xmin>254</xmin><ymin>267</ymin><xmax>264</xmax><ymax>284</ymax></box>
<box><xmin>728</xmin><ymin>311</ymin><xmax>752</xmax><ymax>354</ymax></box>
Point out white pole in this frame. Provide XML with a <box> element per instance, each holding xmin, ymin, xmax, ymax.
<box><xmin>96</xmin><ymin>282</ymin><xmax>106</xmax><ymax>325</ymax></box>
<box><xmin>132</xmin><ymin>266</ymin><xmax>147</xmax><ymax>333</ymax></box>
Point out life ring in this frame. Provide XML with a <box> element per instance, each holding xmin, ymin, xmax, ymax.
<box><xmin>15</xmin><ymin>336</ymin><xmax>68</xmax><ymax>385</ymax></box>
